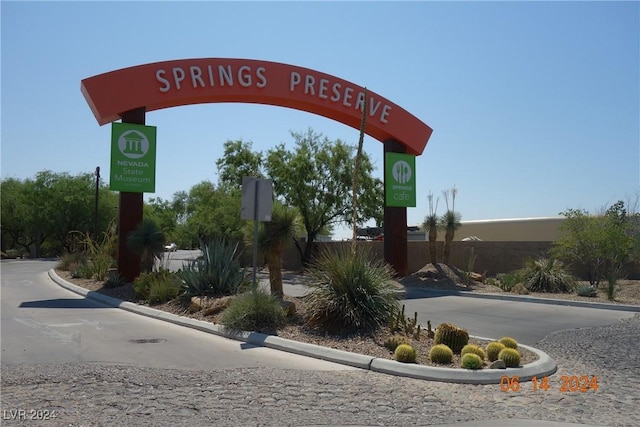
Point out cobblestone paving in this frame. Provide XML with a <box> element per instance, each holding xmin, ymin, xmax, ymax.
<box><xmin>2</xmin><ymin>314</ymin><xmax>639</xmax><ymax>426</ymax></box>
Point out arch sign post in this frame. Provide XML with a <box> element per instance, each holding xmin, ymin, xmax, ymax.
<box><xmin>81</xmin><ymin>58</ymin><xmax>433</xmax><ymax>280</ymax></box>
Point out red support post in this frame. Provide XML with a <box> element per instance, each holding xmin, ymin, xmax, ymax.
<box><xmin>117</xmin><ymin>107</ymin><xmax>145</xmax><ymax>282</ymax></box>
<box><xmin>383</xmin><ymin>139</ymin><xmax>408</xmax><ymax>276</ymax></box>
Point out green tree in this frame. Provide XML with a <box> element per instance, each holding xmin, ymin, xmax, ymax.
<box><xmin>145</xmin><ymin>197</ymin><xmax>180</xmax><ymax>244</ymax></box>
<box><xmin>1</xmin><ymin>178</ymin><xmax>38</xmax><ymax>254</ymax></box>
<box><xmin>127</xmin><ymin>219</ymin><xmax>165</xmax><ymax>273</ymax></box>
<box><xmin>215</xmin><ymin>139</ymin><xmax>263</xmax><ymax>190</ymax></box>
<box><xmin>553</xmin><ymin>201</ymin><xmax>637</xmax><ymax>287</ymax></box>
<box><xmin>422</xmin><ymin>191</ymin><xmax>440</xmax><ymax>264</ymax></box>
<box><xmin>180</xmin><ymin>181</ymin><xmax>244</xmax><ymax>245</ymax></box>
<box><xmin>265</xmin><ymin>128</ymin><xmax>383</xmax><ymax>264</ymax></box>
<box><xmin>440</xmin><ymin>186</ymin><xmax>461</xmax><ymax>265</ymax></box>
<box><xmin>1</xmin><ymin>171</ymin><xmax>118</xmax><ymax>256</ymax></box>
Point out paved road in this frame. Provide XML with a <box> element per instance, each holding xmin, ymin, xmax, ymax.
<box><xmin>161</xmin><ymin>250</ymin><xmax>637</xmax><ymax>346</ymax></box>
<box><xmin>0</xmin><ymin>259</ymin><xmax>355</xmax><ymax>371</ymax></box>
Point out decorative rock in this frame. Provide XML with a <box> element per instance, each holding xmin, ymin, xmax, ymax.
<box><xmin>280</xmin><ymin>300</ymin><xmax>296</xmax><ymax>317</ymax></box>
<box><xmin>489</xmin><ymin>360</ymin><xmax>506</xmax><ymax>369</ymax></box>
<box><xmin>203</xmin><ymin>296</ymin><xmax>234</xmax><ymax>316</ymax></box>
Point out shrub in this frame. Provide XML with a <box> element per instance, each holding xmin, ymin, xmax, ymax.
<box><xmin>303</xmin><ymin>245</ymin><xmax>399</xmax><ymax>333</ymax></box>
<box><xmin>133</xmin><ymin>270</ymin><xmax>177</xmax><ymax>300</ymax></box>
<box><xmin>429</xmin><ymin>344</ymin><xmax>453</xmax><ymax>364</ymax></box>
<box><xmin>383</xmin><ymin>335</ymin><xmax>408</xmax><ymax>352</ymax></box>
<box><xmin>394</xmin><ymin>344</ymin><xmax>417</xmax><ymax>363</ymax></box>
<box><xmin>486</xmin><ymin>342</ymin><xmax>506</xmax><ymax>362</ymax></box>
<box><xmin>496</xmin><ymin>271</ymin><xmax>523</xmax><ymax>292</ymax></box>
<box><xmin>521</xmin><ymin>257</ymin><xmax>575</xmax><ymax>293</ymax></box>
<box><xmin>103</xmin><ymin>272</ymin><xmax>126</xmax><ymax>289</ymax></box>
<box><xmin>499</xmin><ymin>337</ymin><xmax>518</xmax><ymax>349</ymax></box>
<box><xmin>434</xmin><ymin>323</ymin><xmax>469</xmax><ymax>354</ymax></box>
<box><xmin>148</xmin><ymin>280</ymin><xmax>181</xmax><ymax>305</ymax></box>
<box><xmin>605</xmin><ymin>264</ymin><xmax>625</xmax><ymax>301</ymax></box>
<box><xmin>220</xmin><ymin>290</ymin><xmax>287</xmax><ymax>333</ymax></box>
<box><xmin>511</xmin><ymin>283</ymin><xmax>529</xmax><ymax>295</ymax></box>
<box><xmin>498</xmin><ymin>348</ymin><xmax>521</xmax><ymax>367</ymax></box>
<box><xmin>461</xmin><ymin>344</ymin><xmax>485</xmax><ymax>360</ymax></box>
<box><xmin>576</xmin><ymin>283</ymin><xmax>597</xmax><ymax>297</ymax></box>
<box><xmin>70</xmin><ymin>262</ymin><xmax>93</xmax><ymax>279</ymax></box>
<box><xmin>58</xmin><ymin>252</ymin><xmax>89</xmax><ymax>271</ymax></box>
<box><xmin>180</xmin><ymin>239</ymin><xmax>249</xmax><ymax>300</ymax></box>
<box><xmin>461</xmin><ymin>353</ymin><xmax>484</xmax><ymax>370</ymax></box>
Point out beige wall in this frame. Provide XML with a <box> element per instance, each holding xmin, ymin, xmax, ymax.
<box><xmin>454</xmin><ymin>217</ymin><xmax>566</xmax><ymax>242</ymax></box>
<box><xmin>276</xmin><ymin>240</ymin><xmax>638</xmax><ymax>279</ymax></box>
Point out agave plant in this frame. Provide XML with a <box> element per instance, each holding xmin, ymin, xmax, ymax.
<box><xmin>126</xmin><ymin>219</ymin><xmax>165</xmax><ymax>273</ymax></box>
<box><xmin>179</xmin><ymin>238</ymin><xmax>248</xmax><ymax>300</ymax></box>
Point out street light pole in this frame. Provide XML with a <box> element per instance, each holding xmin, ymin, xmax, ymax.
<box><xmin>94</xmin><ymin>166</ymin><xmax>100</xmax><ymax>239</ymax></box>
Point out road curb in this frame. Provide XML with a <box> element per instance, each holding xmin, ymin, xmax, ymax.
<box><xmin>48</xmin><ymin>269</ymin><xmax>557</xmax><ymax>384</ymax></box>
<box><xmin>402</xmin><ymin>287</ymin><xmax>640</xmax><ymax>312</ymax></box>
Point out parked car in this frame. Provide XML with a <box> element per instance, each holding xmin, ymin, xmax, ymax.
<box><xmin>164</xmin><ymin>242</ymin><xmax>178</xmax><ymax>252</ymax></box>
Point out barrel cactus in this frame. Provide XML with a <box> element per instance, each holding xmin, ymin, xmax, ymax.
<box><xmin>434</xmin><ymin>323</ymin><xmax>469</xmax><ymax>354</ymax></box>
<box><xmin>499</xmin><ymin>337</ymin><xmax>518</xmax><ymax>349</ymax></box>
<box><xmin>498</xmin><ymin>348</ymin><xmax>521</xmax><ymax>367</ymax></box>
<box><xmin>394</xmin><ymin>344</ymin><xmax>417</xmax><ymax>363</ymax></box>
<box><xmin>486</xmin><ymin>341</ymin><xmax>506</xmax><ymax>362</ymax></box>
<box><xmin>461</xmin><ymin>353</ymin><xmax>484</xmax><ymax>370</ymax></box>
<box><xmin>384</xmin><ymin>335</ymin><xmax>407</xmax><ymax>352</ymax></box>
<box><xmin>461</xmin><ymin>344</ymin><xmax>485</xmax><ymax>360</ymax></box>
<box><xmin>429</xmin><ymin>344</ymin><xmax>453</xmax><ymax>364</ymax></box>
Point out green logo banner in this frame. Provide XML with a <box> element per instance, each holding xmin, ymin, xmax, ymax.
<box><xmin>110</xmin><ymin>123</ymin><xmax>157</xmax><ymax>193</ymax></box>
<box><xmin>385</xmin><ymin>152</ymin><xmax>416</xmax><ymax>207</ymax></box>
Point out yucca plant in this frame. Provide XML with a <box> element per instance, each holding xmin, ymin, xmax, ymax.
<box><xmin>127</xmin><ymin>219</ymin><xmax>165</xmax><ymax>273</ymax></box>
<box><xmin>440</xmin><ymin>187</ymin><xmax>461</xmax><ymax>265</ymax></box>
<box><xmin>179</xmin><ymin>238</ymin><xmax>248</xmax><ymax>301</ymax></box>
<box><xmin>245</xmin><ymin>203</ymin><xmax>300</xmax><ymax>298</ymax></box>
<box><xmin>423</xmin><ymin>191</ymin><xmax>439</xmax><ymax>264</ymax></box>
<box><xmin>303</xmin><ymin>245</ymin><xmax>399</xmax><ymax>333</ymax></box>
<box><xmin>521</xmin><ymin>257</ymin><xmax>574</xmax><ymax>293</ymax></box>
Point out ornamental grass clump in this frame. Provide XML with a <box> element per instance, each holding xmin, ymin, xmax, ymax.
<box><xmin>221</xmin><ymin>290</ymin><xmax>287</xmax><ymax>333</ymax></box>
<box><xmin>303</xmin><ymin>245</ymin><xmax>399</xmax><ymax>333</ymax></box>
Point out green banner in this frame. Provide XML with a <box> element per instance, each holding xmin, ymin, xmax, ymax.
<box><xmin>110</xmin><ymin>123</ymin><xmax>157</xmax><ymax>193</ymax></box>
<box><xmin>385</xmin><ymin>152</ymin><xmax>416</xmax><ymax>207</ymax></box>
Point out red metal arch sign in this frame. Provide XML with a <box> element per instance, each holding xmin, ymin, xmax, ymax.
<box><xmin>81</xmin><ymin>58</ymin><xmax>433</xmax><ymax>155</ymax></box>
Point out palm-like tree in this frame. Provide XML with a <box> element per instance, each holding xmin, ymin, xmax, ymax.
<box><xmin>252</xmin><ymin>203</ymin><xmax>300</xmax><ymax>298</ymax></box>
<box><xmin>127</xmin><ymin>219</ymin><xmax>165</xmax><ymax>273</ymax></box>
<box><xmin>423</xmin><ymin>191</ymin><xmax>439</xmax><ymax>264</ymax></box>
<box><xmin>440</xmin><ymin>187</ymin><xmax>462</xmax><ymax>265</ymax></box>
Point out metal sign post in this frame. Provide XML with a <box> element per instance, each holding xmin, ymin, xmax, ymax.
<box><xmin>241</xmin><ymin>177</ymin><xmax>273</xmax><ymax>289</ymax></box>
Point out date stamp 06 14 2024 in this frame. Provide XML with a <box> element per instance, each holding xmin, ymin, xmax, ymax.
<box><xmin>2</xmin><ymin>409</ymin><xmax>58</xmax><ymax>421</ymax></box>
<box><xmin>500</xmin><ymin>375</ymin><xmax>599</xmax><ymax>393</ymax></box>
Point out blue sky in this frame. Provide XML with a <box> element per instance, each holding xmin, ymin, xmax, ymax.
<box><xmin>2</xmin><ymin>1</ymin><xmax>638</xmax><ymax>239</ymax></box>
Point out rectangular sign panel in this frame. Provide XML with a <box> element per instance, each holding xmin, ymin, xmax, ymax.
<box><xmin>110</xmin><ymin>123</ymin><xmax>157</xmax><ymax>193</ymax></box>
<box><xmin>385</xmin><ymin>152</ymin><xmax>416</xmax><ymax>207</ymax></box>
<box><xmin>241</xmin><ymin>177</ymin><xmax>273</xmax><ymax>221</ymax></box>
